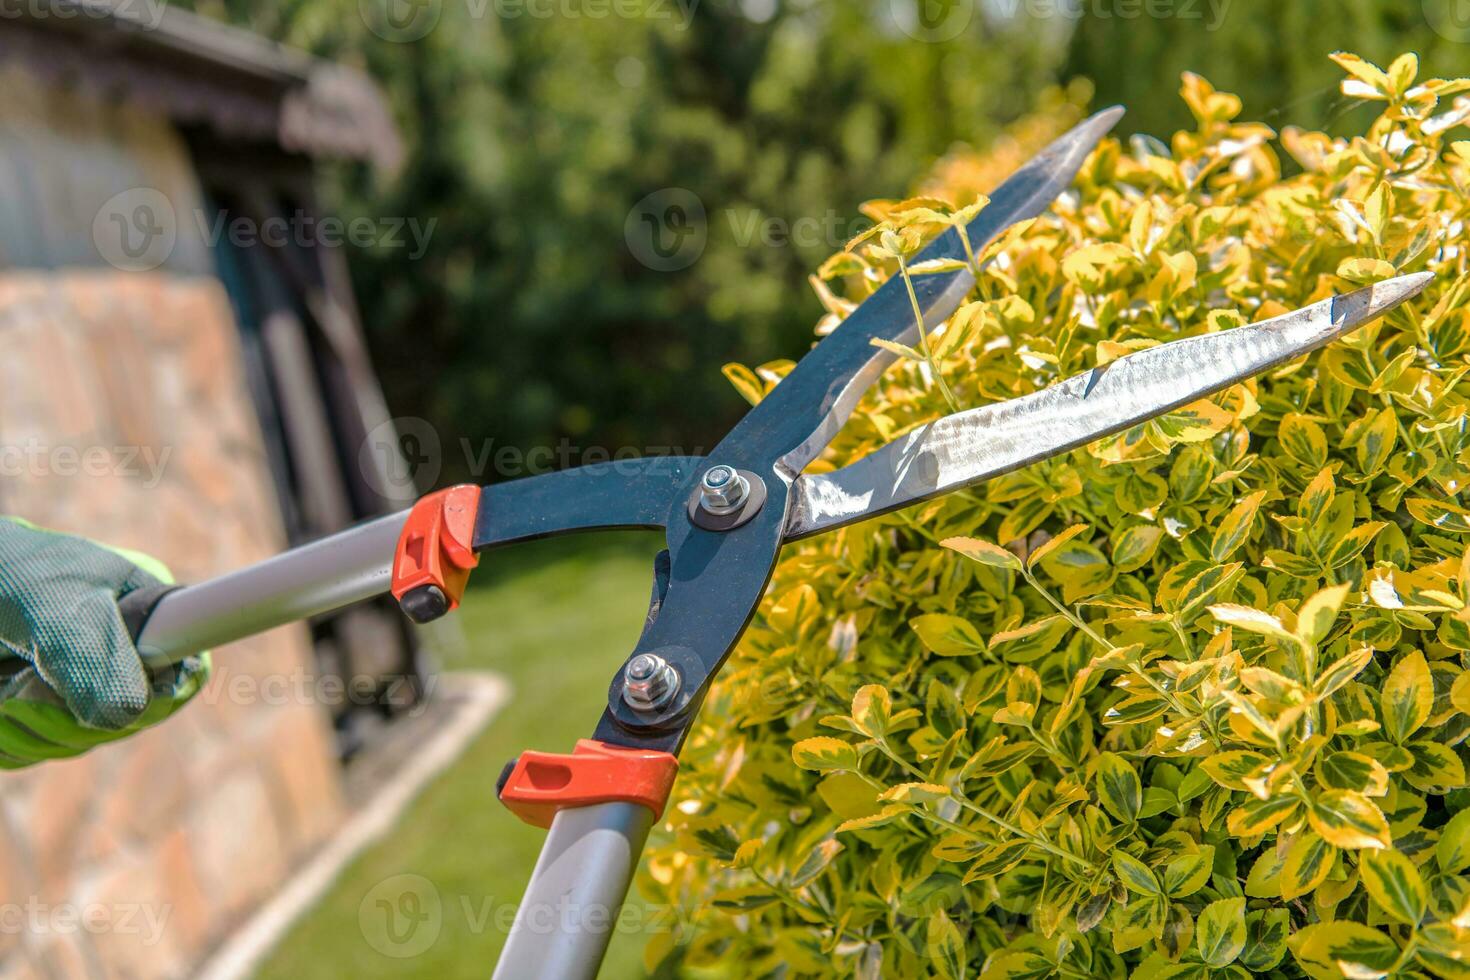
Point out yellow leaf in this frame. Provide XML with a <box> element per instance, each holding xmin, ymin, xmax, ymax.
<box><xmin>941</xmin><ymin>536</ymin><xmax>1022</xmax><ymax>571</ymax></box>
<box><xmin>1380</xmin><ymin>650</ymin><xmax>1432</xmax><ymax>743</ymax></box>
<box><xmin>1308</xmin><ymin>790</ymin><xmax>1391</xmax><ymax>850</ymax></box>
<box><xmin>1061</xmin><ymin>242</ymin><xmax>1135</xmax><ymax>293</ymax></box>
<box><xmin>1330</xmin><ymin>52</ymin><xmax>1393</xmax><ymax>99</ymax></box>
<box><xmin>792</xmin><ymin>737</ymin><xmax>858</xmax><ymax>772</ymax></box>
<box><xmin>1026</xmin><ymin>523</ymin><xmax>1089</xmax><ymax>570</ymax></box>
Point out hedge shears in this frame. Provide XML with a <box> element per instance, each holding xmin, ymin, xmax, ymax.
<box><xmin>126</xmin><ymin>105</ymin><xmax>1432</xmax><ymax>979</ymax></box>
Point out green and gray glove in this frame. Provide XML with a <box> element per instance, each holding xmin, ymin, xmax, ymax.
<box><xmin>0</xmin><ymin>518</ymin><xmax>210</xmax><ymax>768</ymax></box>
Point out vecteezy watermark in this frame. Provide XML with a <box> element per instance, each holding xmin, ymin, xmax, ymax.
<box><xmin>360</xmin><ymin>875</ymin><xmax>443</xmax><ymax>958</ymax></box>
<box><xmin>725</xmin><ymin>208</ymin><xmax>870</xmax><ymax>252</ymax></box>
<box><xmin>1424</xmin><ymin>0</ymin><xmax>1470</xmax><ymax>42</ymax></box>
<box><xmin>1016</xmin><ymin>0</ymin><xmax>1232</xmax><ymax>30</ymax></box>
<box><xmin>0</xmin><ymin>0</ymin><xmax>166</xmax><ymax>28</ymax></box>
<box><xmin>625</xmin><ymin>189</ymin><xmax>871</xmax><ymax>269</ymax></box>
<box><xmin>0</xmin><ymin>899</ymin><xmax>171</xmax><ymax>946</ymax></box>
<box><xmin>625</xmin><ymin>188</ymin><xmax>707</xmax><ymax>272</ymax></box>
<box><xmin>93</xmin><ymin>188</ymin><xmax>177</xmax><ymax>273</ymax></box>
<box><xmin>887</xmin><ymin>0</ymin><xmax>1232</xmax><ymax>41</ymax></box>
<box><xmin>190</xmin><ymin>667</ymin><xmax>433</xmax><ymax>715</ymax></box>
<box><xmin>887</xmin><ymin>0</ymin><xmax>974</xmax><ymax>42</ymax></box>
<box><xmin>91</xmin><ymin>188</ymin><xmax>436</xmax><ymax>272</ymax></box>
<box><xmin>358</xmin><ymin>874</ymin><xmax>680</xmax><ymax>959</ymax></box>
<box><xmin>360</xmin><ymin>0</ymin><xmax>699</xmax><ymax>42</ymax></box>
<box><xmin>360</xmin><ymin>416</ymin><xmax>443</xmax><ymax>498</ymax></box>
<box><xmin>0</xmin><ymin>440</ymin><xmax>172</xmax><ymax>488</ymax></box>
<box><xmin>357</xmin><ymin>415</ymin><xmax>703</xmax><ymax>500</ymax></box>
<box><xmin>197</xmin><ymin>210</ymin><xmax>437</xmax><ymax>260</ymax></box>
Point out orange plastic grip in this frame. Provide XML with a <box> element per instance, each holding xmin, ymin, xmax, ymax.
<box><xmin>499</xmin><ymin>740</ymin><xmax>680</xmax><ymax>829</ymax></box>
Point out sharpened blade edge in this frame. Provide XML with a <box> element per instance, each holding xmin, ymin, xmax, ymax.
<box><xmin>787</xmin><ymin>274</ymin><xmax>1432</xmax><ymax>539</ymax></box>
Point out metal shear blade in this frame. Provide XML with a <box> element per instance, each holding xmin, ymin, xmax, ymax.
<box><xmin>785</xmin><ymin>272</ymin><xmax>1435</xmax><ymax>539</ymax></box>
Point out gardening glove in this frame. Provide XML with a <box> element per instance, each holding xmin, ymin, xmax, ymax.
<box><xmin>0</xmin><ymin>517</ymin><xmax>210</xmax><ymax>768</ymax></box>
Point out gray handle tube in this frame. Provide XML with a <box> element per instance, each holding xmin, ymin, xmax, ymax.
<box><xmin>492</xmin><ymin>802</ymin><xmax>654</xmax><ymax>980</ymax></box>
<box><xmin>134</xmin><ymin>511</ymin><xmax>409</xmax><ymax>667</ymax></box>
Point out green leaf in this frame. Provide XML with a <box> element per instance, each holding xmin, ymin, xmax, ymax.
<box><xmin>942</xmin><ymin>537</ymin><xmax>1022</xmax><ymax>571</ymax></box>
<box><xmin>978</xmin><ymin>950</ymin><xmax>1054</xmax><ymax>980</ymax></box>
<box><xmin>1211</xmin><ymin>490</ymin><xmax>1265</xmax><ymax>561</ymax></box>
<box><xmin>1317</xmin><ymin>752</ymin><xmax>1389</xmax><ymax>796</ymax></box>
<box><xmin>1207</xmin><ymin>604</ymin><xmax>1296</xmax><ymax>642</ymax></box>
<box><xmin>791</xmin><ymin>737</ymin><xmax>858</xmax><ymax>772</ymax></box>
<box><xmin>1241</xmin><ymin>908</ymin><xmax>1290</xmax><ymax>973</ymax></box>
<box><xmin>927</xmin><ymin>909</ymin><xmax>967</xmax><ymax>980</ymax></box>
<box><xmin>1403</xmin><ymin>740</ymin><xmax>1467</xmax><ymax>792</ymax></box>
<box><xmin>834</xmin><ymin>806</ymin><xmax>907</xmax><ymax>834</ymax></box>
<box><xmin>1096</xmin><ymin>752</ymin><xmax>1142</xmax><ymax>823</ymax></box>
<box><xmin>1112</xmin><ymin>524</ymin><xmax>1164</xmax><ymax>572</ymax></box>
<box><xmin>1360</xmin><ymin>848</ymin><xmax>1426</xmax><ymax>925</ymax></box>
<box><xmin>910</xmin><ymin>614</ymin><xmax>987</xmax><ymax>657</ymax></box>
<box><xmin>1111</xmin><ymin>850</ymin><xmax>1161</xmax><ymax>895</ymax></box>
<box><xmin>870</xmin><ymin>337</ymin><xmax>926</xmax><ymax>362</ymax></box>
<box><xmin>1355</xmin><ymin>406</ymin><xmax>1399</xmax><ymax>477</ymax></box>
<box><xmin>851</xmin><ymin>685</ymin><xmax>893</xmax><ymax>739</ymax></box>
<box><xmin>1438</xmin><ymin>808</ymin><xmax>1470</xmax><ymax>873</ymax></box>
<box><xmin>1195</xmin><ymin>896</ymin><xmax>1246</xmax><ymax>967</ymax></box>
<box><xmin>1316</xmin><ymin>647</ymin><xmax>1374</xmax><ymax>697</ymax></box>
<box><xmin>1027</xmin><ymin>524</ymin><xmax>1089</xmax><ymax>570</ymax></box>
<box><xmin>1297</xmin><ymin>583</ymin><xmax>1351</xmax><ymax>645</ymax></box>
<box><xmin>1289</xmin><ymin>921</ymin><xmax>1400</xmax><ymax>979</ymax></box>
<box><xmin>1406</xmin><ymin>497</ymin><xmax>1470</xmax><ymax>533</ymax></box>
<box><xmin>1200</xmin><ymin>750</ymin><xmax>1271</xmax><ymax>791</ymax></box>
<box><xmin>1280</xmin><ymin>832</ymin><xmax>1335</xmax><ymax>901</ymax></box>
<box><xmin>789</xmin><ymin>838</ymin><xmax>843</xmax><ymax>887</ymax></box>
<box><xmin>1279</xmin><ymin>413</ymin><xmax>1329</xmax><ymax>470</ymax></box>
<box><xmin>1227</xmin><ymin>795</ymin><xmax>1301</xmax><ymax>837</ymax></box>
<box><xmin>988</xmin><ymin>616</ymin><xmax>1072</xmax><ymax>664</ymax></box>
<box><xmin>1162</xmin><ymin>845</ymin><xmax>1214</xmax><ymax>898</ymax></box>
<box><xmin>879</xmin><ymin>782</ymin><xmax>951</xmax><ymax>805</ymax></box>
<box><xmin>1308</xmin><ymin>790</ymin><xmax>1391</xmax><ymax>850</ymax></box>
<box><xmin>907</xmin><ymin>257</ymin><xmax>970</xmax><ymax>275</ymax></box>
<box><xmin>1380</xmin><ymin>650</ymin><xmax>1433</xmax><ymax>743</ymax></box>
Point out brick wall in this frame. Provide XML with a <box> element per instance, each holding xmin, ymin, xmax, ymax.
<box><xmin>0</xmin><ymin>270</ymin><xmax>345</xmax><ymax>980</ymax></box>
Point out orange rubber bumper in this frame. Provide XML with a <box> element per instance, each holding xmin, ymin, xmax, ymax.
<box><xmin>391</xmin><ymin>484</ymin><xmax>481</xmax><ymax>623</ymax></box>
<box><xmin>498</xmin><ymin>740</ymin><xmax>679</xmax><ymax>830</ymax></box>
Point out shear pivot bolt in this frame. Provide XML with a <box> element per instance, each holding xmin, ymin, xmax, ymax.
<box><xmin>699</xmin><ymin>465</ymin><xmax>749</xmax><ymax>515</ymax></box>
<box><xmin>623</xmin><ymin>653</ymin><xmax>681</xmax><ymax>712</ymax></box>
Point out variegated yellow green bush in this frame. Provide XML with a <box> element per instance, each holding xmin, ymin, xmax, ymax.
<box><xmin>641</xmin><ymin>53</ymin><xmax>1470</xmax><ymax>980</ymax></box>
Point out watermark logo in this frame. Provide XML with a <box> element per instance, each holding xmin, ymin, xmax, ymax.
<box><xmin>889</xmin><ymin>0</ymin><xmax>974</xmax><ymax>42</ymax></box>
<box><xmin>360</xmin><ymin>416</ymin><xmax>443</xmax><ymax>497</ymax></box>
<box><xmin>0</xmin><ymin>899</ymin><xmax>170</xmax><ymax>946</ymax></box>
<box><xmin>361</xmin><ymin>0</ymin><xmax>443</xmax><ymax>41</ymax></box>
<box><xmin>359</xmin><ymin>874</ymin><xmax>443</xmax><ymax>958</ymax></box>
<box><xmin>0</xmin><ymin>0</ymin><xmax>166</xmax><ymax>29</ymax></box>
<box><xmin>1425</xmin><ymin>0</ymin><xmax>1470</xmax><ymax>41</ymax></box>
<box><xmin>92</xmin><ymin>187</ymin><xmax>176</xmax><ymax>272</ymax></box>
<box><xmin>624</xmin><ymin>188</ymin><xmax>707</xmax><ymax>272</ymax></box>
<box><xmin>93</xmin><ymin>190</ymin><xmax>437</xmax><ymax>272</ymax></box>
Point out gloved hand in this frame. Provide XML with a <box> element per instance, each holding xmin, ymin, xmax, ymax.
<box><xmin>0</xmin><ymin>518</ymin><xmax>210</xmax><ymax>767</ymax></box>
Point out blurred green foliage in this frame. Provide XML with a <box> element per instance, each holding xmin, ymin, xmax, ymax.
<box><xmin>1065</xmin><ymin>0</ymin><xmax>1466</xmax><ymax>139</ymax></box>
<box><xmin>187</xmin><ymin>0</ymin><xmax>1067</xmax><ymax>477</ymax></box>
<box><xmin>187</xmin><ymin>0</ymin><xmax>1457</xmax><ymax>480</ymax></box>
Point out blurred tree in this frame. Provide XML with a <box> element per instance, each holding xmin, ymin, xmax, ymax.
<box><xmin>184</xmin><ymin>0</ymin><xmax>1068</xmax><ymax>483</ymax></box>
<box><xmin>1065</xmin><ymin>0</ymin><xmax>1464</xmax><ymax>138</ymax></box>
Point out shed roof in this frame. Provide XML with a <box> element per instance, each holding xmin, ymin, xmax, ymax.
<box><xmin>2</xmin><ymin>0</ymin><xmax>404</xmax><ymax>173</ymax></box>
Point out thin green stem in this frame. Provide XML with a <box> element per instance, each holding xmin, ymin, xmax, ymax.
<box><xmin>870</xmin><ymin>738</ymin><xmax>1097</xmax><ymax>872</ymax></box>
<box><xmin>897</xmin><ymin>256</ymin><xmax>962</xmax><ymax>414</ymax></box>
<box><xmin>1022</xmin><ymin>570</ymin><xmax>1222</xmax><ymax>748</ymax></box>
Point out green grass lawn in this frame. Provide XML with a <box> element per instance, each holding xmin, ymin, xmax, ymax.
<box><xmin>256</xmin><ymin>532</ymin><xmax>665</xmax><ymax>979</ymax></box>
